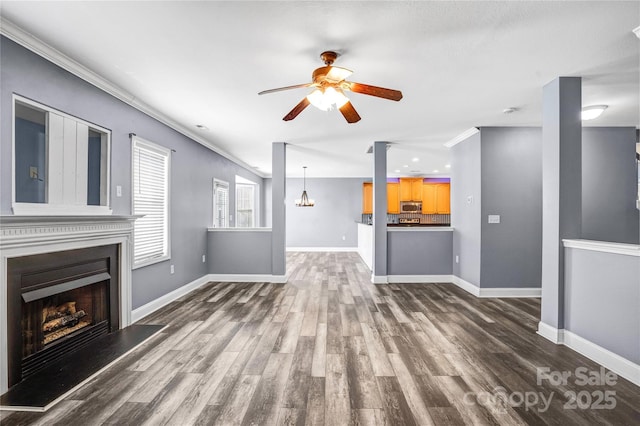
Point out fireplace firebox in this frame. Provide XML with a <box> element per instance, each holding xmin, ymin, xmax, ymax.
<box><xmin>7</xmin><ymin>245</ymin><xmax>119</xmax><ymax>388</ymax></box>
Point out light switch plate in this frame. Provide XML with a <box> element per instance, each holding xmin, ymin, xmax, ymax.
<box><xmin>488</xmin><ymin>215</ymin><xmax>501</xmax><ymax>224</ymax></box>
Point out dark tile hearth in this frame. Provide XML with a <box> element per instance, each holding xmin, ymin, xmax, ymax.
<box><xmin>0</xmin><ymin>324</ymin><xmax>165</xmax><ymax>412</ymax></box>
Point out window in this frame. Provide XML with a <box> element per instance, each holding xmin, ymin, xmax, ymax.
<box><xmin>132</xmin><ymin>136</ymin><xmax>171</xmax><ymax>267</ymax></box>
<box><xmin>13</xmin><ymin>95</ymin><xmax>111</xmax><ymax>214</ymax></box>
<box><xmin>235</xmin><ymin>176</ymin><xmax>257</xmax><ymax>228</ymax></box>
<box><xmin>213</xmin><ymin>179</ymin><xmax>229</xmax><ymax>228</ymax></box>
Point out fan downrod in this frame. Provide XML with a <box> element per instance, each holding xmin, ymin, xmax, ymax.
<box><xmin>320</xmin><ymin>51</ymin><xmax>338</xmax><ymax>65</ymax></box>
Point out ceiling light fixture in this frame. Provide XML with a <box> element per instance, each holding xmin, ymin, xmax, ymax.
<box><xmin>581</xmin><ymin>105</ymin><xmax>608</xmax><ymax>121</ymax></box>
<box><xmin>412</xmin><ymin>157</ymin><xmax>420</xmax><ymax>162</ymax></box>
<box><xmin>195</xmin><ymin>124</ymin><xmax>208</xmax><ymax>130</ymax></box>
<box><xmin>295</xmin><ymin>166</ymin><xmax>315</xmax><ymax>207</ymax></box>
<box><xmin>307</xmin><ymin>87</ymin><xmax>349</xmax><ymax>111</ymax></box>
<box><xmin>445</xmin><ymin>164</ymin><xmax>451</xmax><ymax>169</ymax></box>
<box><xmin>444</xmin><ymin>127</ymin><xmax>480</xmax><ymax>148</ymax></box>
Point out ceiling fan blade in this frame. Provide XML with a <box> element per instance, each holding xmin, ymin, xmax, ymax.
<box><xmin>339</xmin><ymin>101</ymin><xmax>361</xmax><ymax>123</ymax></box>
<box><xmin>258</xmin><ymin>83</ymin><xmax>312</xmax><ymax>96</ymax></box>
<box><xmin>325</xmin><ymin>66</ymin><xmax>352</xmax><ymax>82</ymax></box>
<box><xmin>344</xmin><ymin>82</ymin><xmax>403</xmax><ymax>101</ymax></box>
<box><xmin>283</xmin><ymin>97</ymin><xmax>311</xmax><ymax>121</ymax></box>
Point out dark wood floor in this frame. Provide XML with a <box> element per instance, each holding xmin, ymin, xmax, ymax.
<box><xmin>2</xmin><ymin>252</ymin><xmax>639</xmax><ymax>425</ymax></box>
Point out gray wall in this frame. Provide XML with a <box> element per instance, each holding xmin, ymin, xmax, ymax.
<box><xmin>564</xmin><ymin>247</ymin><xmax>639</xmax><ymax>363</ymax></box>
<box><xmin>582</xmin><ymin>127</ymin><xmax>639</xmax><ymax>244</ymax></box>
<box><xmin>451</xmin><ymin>132</ymin><xmax>482</xmax><ymax>286</ymax></box>
<box><xmin>207</xmin><ymin>230</ymin><xmax>273</xmax><ymax>274</ymax></box>
<box><xmin>1</xmin><ymin>37</ymin><xmax>265</xmax><ymax>308</ymax></box>
<box><xmin>285</xmin><ymin>178</ymin><xmax>365</xmax><ymax>248</ymax></box>
<box><xmin>387</xmin><ymin>230</ymin><xmax>453</xmax><ymax>275</ymax></box>
<box><xmin>480</xmin><ymin>127</ymin><xmax>543</xmax><ymax>288</ymax></box>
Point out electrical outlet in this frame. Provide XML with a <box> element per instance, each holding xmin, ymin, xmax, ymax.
<box><xmin>170</xmin><ymin>264</ymin><xmax>175</xmax><ymax>274</ymax></box>
<box><xmin>488</xmin><ymin>215</ymin><xmax>501</xmax><ymax>224</ymax></box>
<box><xmin>202</xmin><ymin>254</ymin><xmax>206</xmax><ymax>263</ymax></box>
<box><xmin>455</xmin><ymin>255</ymin><xmax>459</xmax><ymax>264</ymax></box>
<box><xmin>342</xmin><ymin>235</ymin><xmax>346</xmax><ymax>241</ymax></box>
<box><xmin>116</xmin><ymin>185</ymin><xmax>122</xmax><ymax>197</ymax></box>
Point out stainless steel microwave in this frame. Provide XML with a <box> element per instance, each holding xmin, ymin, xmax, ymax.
<box><xmin>401</xmin><ymin>202</ymin><xmax>422</xmax><ymax>212</ymax></box>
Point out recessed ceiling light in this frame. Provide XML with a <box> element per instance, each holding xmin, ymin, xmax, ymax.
<box><xmin>445</xmin><ymin>164</ymin><xmax>451</xmax><ymax>168</ymax></box>
<box><xmin>394</xmin><ymin>169</ymin><xmax>400</xmax><ymax>173</ymax></box>
<box><xmin>581</xmin><ymin>105</ymin><xmax>608</xmax><ymax>121</ymax></box>
<box><xmin>403</xmin><ymin>164</ymin><xmax>409</xmax><ymax>168</ymax></box>
<box><xmin>195</xmin><ymin>124</ymin><xmax>208</xmax><ymax>130</ymax></box>
<box><xmin>412</xmin><ymin>157</ymin><xmax>419</xmax><ymax>162</ymax></box>
<box><xmin>433</xmin><ymin>169</ymin><xmax>439</xmax><ymax>173</ymax></box>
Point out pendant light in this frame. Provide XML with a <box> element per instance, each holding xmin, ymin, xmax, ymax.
<box><xmin>295</xmin><ymin>166</ymin><xmax>315</xmax><ymax>207</ymax></box>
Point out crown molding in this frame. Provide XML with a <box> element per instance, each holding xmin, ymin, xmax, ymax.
<box><xmin>0</xmin><ymin>17</ymin><xmax>267</xmax><ymax>178</ymax></box>
<box><xmin>443</xmin><ymin>127</ymin><xmax>480</xmax><ymax>148</ymax></box>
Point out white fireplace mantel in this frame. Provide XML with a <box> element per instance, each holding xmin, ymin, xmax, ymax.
<box><xmin>0</xmin><ymin>215</ymin><xmax>138</xmax><ymax>394</ymax></box>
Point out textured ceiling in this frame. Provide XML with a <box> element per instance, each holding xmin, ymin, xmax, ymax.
<box><xmin>1</xmin><ymin>1</ymin><xmax>638</xmax><ymax>177</ymax></box>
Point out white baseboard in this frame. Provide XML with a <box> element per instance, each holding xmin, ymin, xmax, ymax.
<box><xmin>132</xmin><ymin>275</ymin><xmax>211</xmax><ymax>323</ymax></box>
<box><xmin>207</xmin><ymin>274</ymin><xmax>287</xmax><ymax>283</ymax></box>
<box><xmin>371</xmin><ymin>275</ymin><xmax>388</xmax><ymax>284</ymax></box>
<box><xmin>451</xmin><ymin>275</ymin><xmax>481</xmax><ymax>296</ymax></box>
<box><xmin>537</xmin><ymin>322</ymin><xmax>640</xmax><ymax>387</ymax></box>
<box><xmin>286</xmin><ymin>247</ymin><xmax>357</xmax><ymax>252</ymax></box>
<box><xmin>478</xmin><ymin>287</ymin><xmax>542</xmax><ymax>298</ymax></box>
<box><xmin>386</xmin><ymin>275</ymin><xmax>454</xmax><ymax>284</ymax></box>
<box><xmin>537</xmin><ymin>321</ymin><xmax>562</xmax><ymax>344</ymax></box>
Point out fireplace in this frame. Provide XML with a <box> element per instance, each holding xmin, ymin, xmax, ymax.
<box><xmin>0</xmin><ymin>215</ymin><xmax>136</xmax><ymax>394</ymax></box>
<box><xmin>7</xmin><ymin>245</ymin><xmax>119</xmax><ymax>388</ymax></box>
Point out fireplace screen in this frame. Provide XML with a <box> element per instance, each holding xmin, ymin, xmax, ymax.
<box><xmin>22</xmin><ymin>279</ymin><xmax>109</xmax><ymax>360</ymax></box>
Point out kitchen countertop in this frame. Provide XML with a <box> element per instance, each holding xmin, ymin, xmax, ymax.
<box><xmin>357</xmin><ymin>222</ymin><xmax>452</xmax><ymax>231</ymax></box>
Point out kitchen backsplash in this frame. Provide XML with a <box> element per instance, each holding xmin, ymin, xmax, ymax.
<box><xmin>361</xmin><ymin>213</ymin><xmax>451</xmax><ymax>225</ymax></box>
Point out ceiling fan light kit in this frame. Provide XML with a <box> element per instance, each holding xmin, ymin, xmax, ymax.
<box><xmin>259</xmin><ymin>51</ymin><xmax>403</xmax><ymax>123</ymax></box>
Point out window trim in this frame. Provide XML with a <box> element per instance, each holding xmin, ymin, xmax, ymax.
<box><xmin>131</xmin><ymin>135</ymin><xmax>172</xmax><ymax>269</ymax></box>
<box><xmin>213</xmin><ymin>178</ymin><xmax>229</xmax><ymax>228</ymax></box>
<box><xmin>11</xmin><ymin>94</ymin><xmax>112</xmax><ymax>215</ymax></box>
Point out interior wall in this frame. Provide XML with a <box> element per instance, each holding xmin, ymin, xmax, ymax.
<box><xmin>0</xmin><ymin>36</ymin><xmax>265</xmax><ymax>309</ymax></box>
<box><xmin>582</xmin><ymin>127</ymin><xmax>639</xmax><ymax>244</ymax></box>
<box><xmin>286</xmin><ymin>177</ymin><xmax>365</xmax><ymax>248</ymax></box>
<box><xmin>480</xmin><ymin>127</ymin><xmax>543</xmax><ymax>288</ymax></box>
<box><xmin>450</xmin><ymin>132</ymin><xmax>482</xmax><ymax>287</ymax></box>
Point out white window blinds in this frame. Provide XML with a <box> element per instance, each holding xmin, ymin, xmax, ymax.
<box><xmin>235</xmin><ymin>183</ymin><xmax>255</xmax><ymax>228</ymax></box>
<box><xmin>132</xmin><ymin>136</ymin><xmax>171</xmax><ymax>266</ymax></box>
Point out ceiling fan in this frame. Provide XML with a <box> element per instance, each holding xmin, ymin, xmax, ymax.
<box><xmin>258</xmin><ymin>51</ymin><xmax>403</xmax><ymax>123</ymax></box>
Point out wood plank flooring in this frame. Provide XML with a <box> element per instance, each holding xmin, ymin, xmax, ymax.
<box><xmin>2</xmin><ymin>251</ymin><xmax>639</xmax><ymax>425</ymax></box>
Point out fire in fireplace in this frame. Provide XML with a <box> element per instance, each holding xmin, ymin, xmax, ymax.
<box><xmin>7</xmin><ymin>245</ymin><xmax>119</xmax><ymax>388</ymax></box>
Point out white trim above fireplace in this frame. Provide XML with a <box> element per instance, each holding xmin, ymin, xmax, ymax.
<box><xmin>0</xmin><ymin>215</ymin><xmax>138</xmax><ymax>394</ymax></box>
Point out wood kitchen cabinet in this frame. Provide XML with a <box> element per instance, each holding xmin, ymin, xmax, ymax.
<box><xmin>399</xmin><ymin>178</ymin><xmax>423</xmax><ymax>201</ymax></box>
<box><xmin>362</xmin><ymin>182</ymin><xmax>373</xmax><ymax>214</ymax></box>
<box><xmin>362</xmin><ymin>182</ymin><xmax>400</xmax><ymax>214</ymax></box>
<box><xmin>387</xmin><ymin>182</ymin><xmax>400</xmax><ymax>213</ymax></box>
<box><xmin>422</xmin><ymin>183</ymin><xmax>450</xmax><ymax>214</ymax></box>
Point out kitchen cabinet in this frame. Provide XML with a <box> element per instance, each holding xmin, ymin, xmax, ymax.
<box><xmin>399</xmin><ymin>178</ymin><xmax>423</xmax><ymax>201</ymax></box>
<box><xmin>362</xmin><ymin>182</ymin><xmax>400</xmax><ymax>214</ymax></box>
<box><xmin>422</xmin><ymin>183</ymin><xmax>450</xmax><ymax>214</ymax></box>
<box><xmin>362</xmin><ymin>182</ymin><xmax>373</xmax><ymax>214</ymax></box>
<box><xmin>387</xmin><ymin>182</ymin><xmax>400</xmax><ymax>213</ymax></box>
<box><xmin>436</xmin><ymin>183</ymin><xmax>450</xmax><ymax>214</ymax></box>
